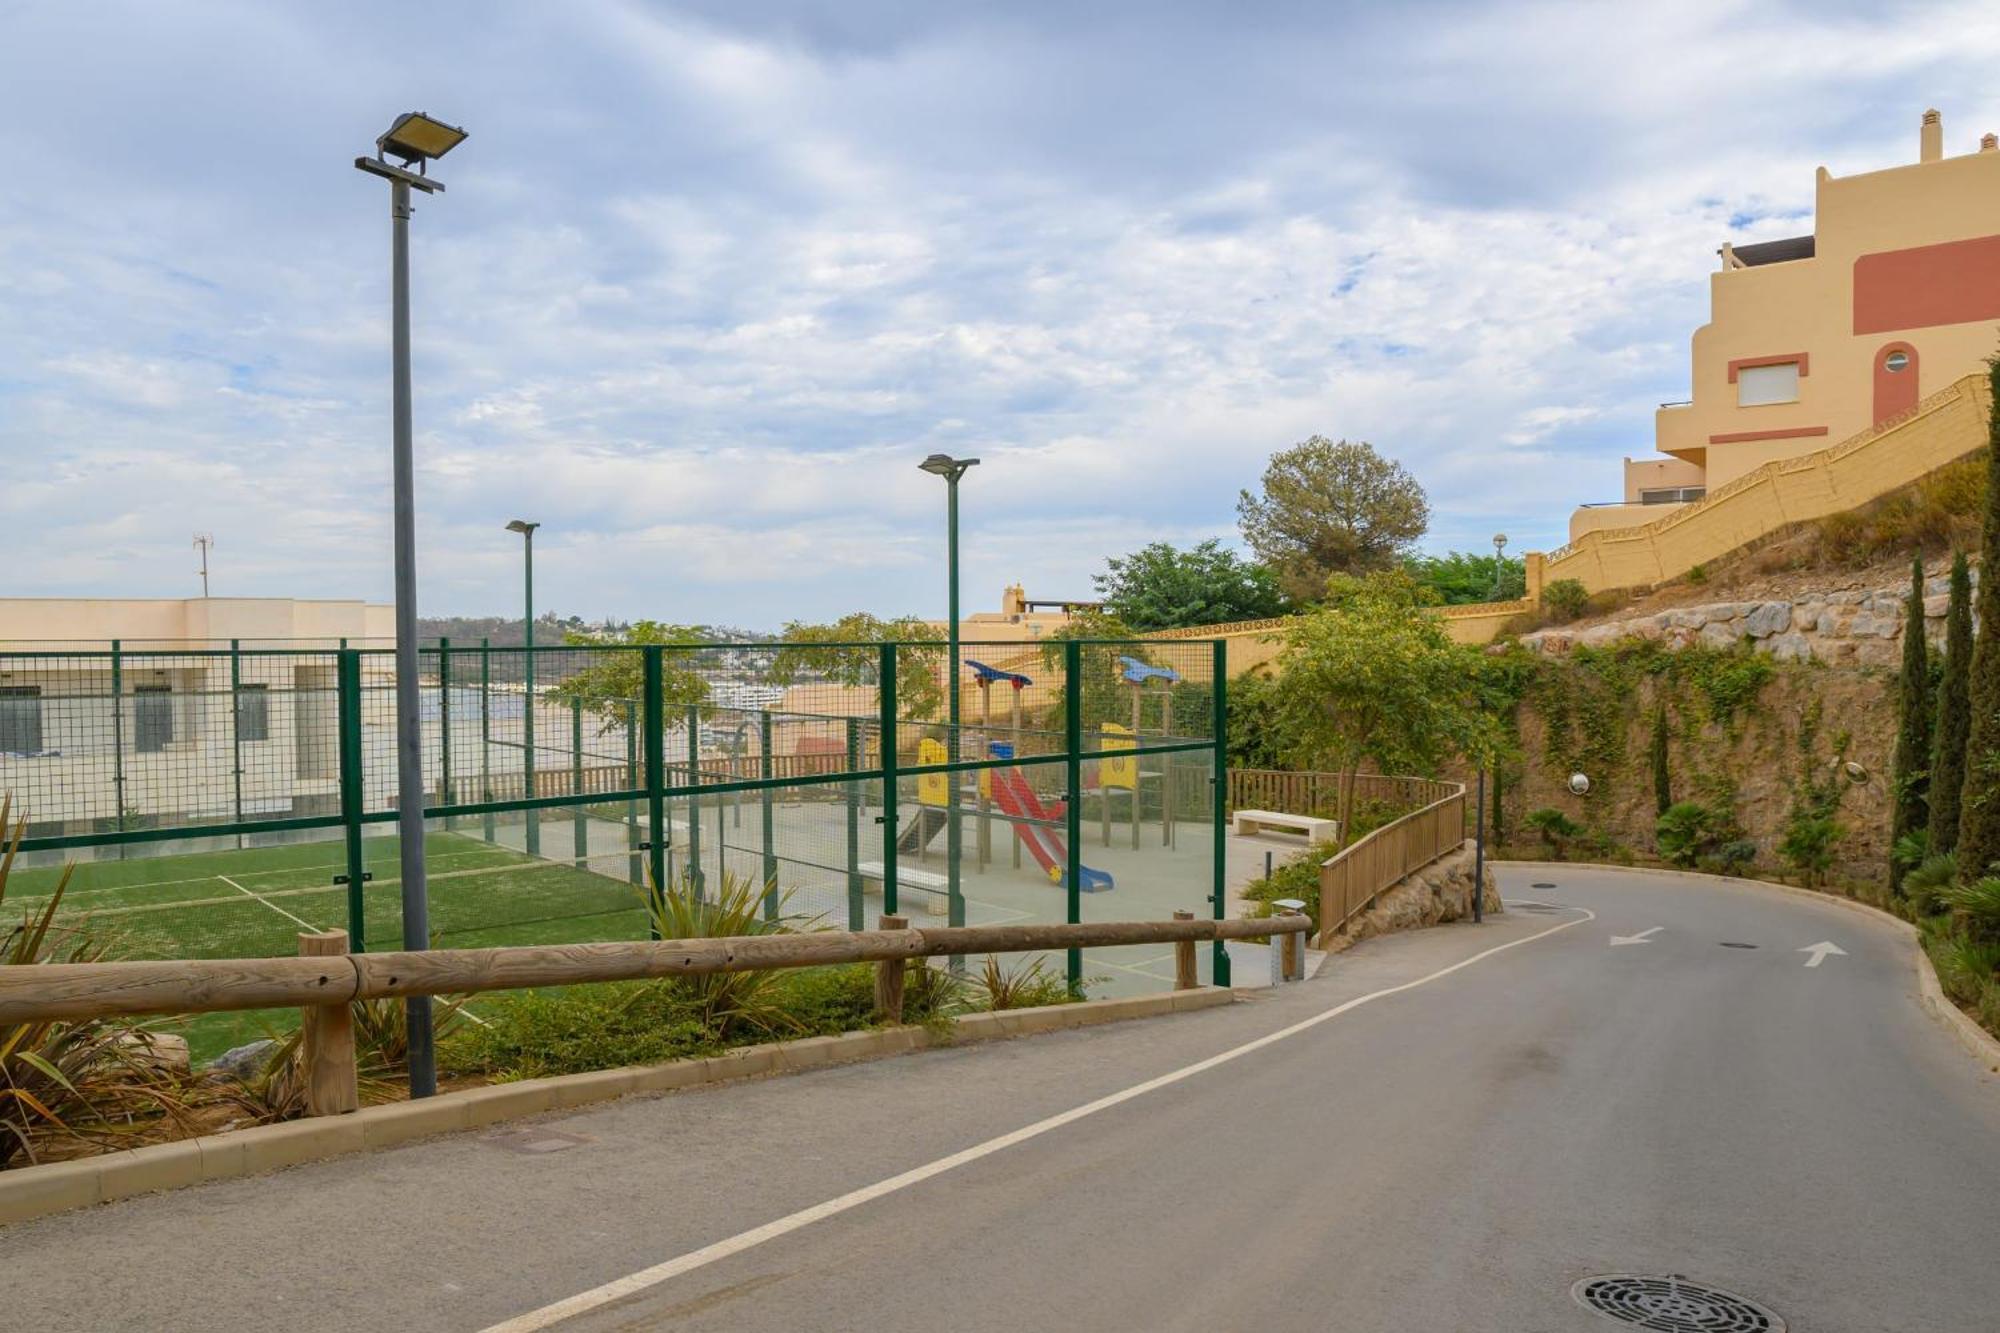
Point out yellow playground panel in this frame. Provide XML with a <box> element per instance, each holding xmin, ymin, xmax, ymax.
<box><xmin>915</xmin><ymin>737</ymin><xmax>950</xmax><ymax>807</ymax></box>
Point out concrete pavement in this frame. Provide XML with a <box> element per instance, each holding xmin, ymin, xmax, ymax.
<box><xmin>3</xmin><ymin>864</ymin><xmax>1997</xmax><ymax>1331</ymax></box>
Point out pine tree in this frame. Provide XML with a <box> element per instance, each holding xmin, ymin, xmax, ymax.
<box><xmin>1930</xmin><ymin>550</ymin><xmax>1973</xmax><ymax>857</ymax></box>
<box><xmin>1890</xmin><ymin>553</ymin><xmax>1933</xmax><ymax>892</ymax></box>
<box><xmin>1957</xmin><ymin>354</ymin><xmax>2000</xmax><ymax>876</ymax></box>
<box><xmin>1649</xmin><ymin>700</ymin><xmax>1672</xmax><ymax>816</ymax></box>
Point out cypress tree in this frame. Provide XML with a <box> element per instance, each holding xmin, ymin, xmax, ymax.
<box><xmin>1891</xmin><ymin>552</ymin><xmax>1933</xmax><ymax>892</ymax></box>
<box><xmin>1930</xmin><ymin>550</ymin><xmax>1973</xmax><ymax>857</ymax></box>
<box><xmin>1956</xmin><ymin>355</ymin><xmax>2000</xmax><ymax>876</ymax></box>
<box><xmin>1650</xmin><ymin>700</ymin><xmax>1672</xmax><ymax>816</ymax></box>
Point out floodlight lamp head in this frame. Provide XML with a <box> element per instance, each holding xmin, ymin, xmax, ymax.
<box><xmin>506</xmin><ymin>519</ymin><xmax>539</xmax><ymax>536</ymax></box>
<box><xmin>376</xmin><ymin>112</ymin><xmax>468</xmax><ymax>170</ymax></box>
<box><xmin>1493</xmin><ymin>533</ymin><xmax>1508</xmax><ymax>551</ymax></box>
<box><xmin>918</xmin><ymin>453</ymin><xmax>979</xmax><ymax>482</ymax></box>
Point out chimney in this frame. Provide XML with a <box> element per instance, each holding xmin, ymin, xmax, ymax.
<box><xmin>1921</xmin><ymin>108</ymin><xmax>1943</xmax><ymax>163</ymax></box>
<box><xmin>1983</xmin><ymin>133</ymin><xmax>1998</xmax><ymax>154</ymax></box>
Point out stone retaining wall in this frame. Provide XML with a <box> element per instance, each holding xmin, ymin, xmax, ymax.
<box><xmin>1321</xmin><ymin>843</ymin><xmax>1500</xmax><ymax>955</ymax></box>
<box><xmin>1517</xmin><ymin>566</ymin><xmax>1976</xmax><ymax>667</ymax></box>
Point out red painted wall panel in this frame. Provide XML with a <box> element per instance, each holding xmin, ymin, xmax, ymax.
<box><xmin>1853</xmin><ymin>233</ymin><xmax>2000</xmax><ymax>335</ymax></box>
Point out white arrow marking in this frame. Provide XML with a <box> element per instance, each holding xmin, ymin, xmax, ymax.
<box><xmin>1610</xmin><ymin>927</ymin><xmax>1662</xmax><ymax>946</ymax></box>
<box><xmin>1799</xmin><ymin>940</ymin><xmax>1847</xmax><ymax>968</ymax></box>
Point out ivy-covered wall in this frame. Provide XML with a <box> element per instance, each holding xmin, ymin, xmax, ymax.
<box><xmin>1488</xmin><ymin>641</ymin><xmax>1896</xmax><ymax>879</ymax></box>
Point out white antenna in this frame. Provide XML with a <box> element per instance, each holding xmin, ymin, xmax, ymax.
<box><xmin>193</xmin><ymin>534</ymin><xmax>216</xmax><ymax>597</ymax></box>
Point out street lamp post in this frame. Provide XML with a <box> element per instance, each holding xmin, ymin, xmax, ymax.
<box><xmin>355</xmin><ymin>111</ymin><xmax>467</xmax><ymax>1100</ymax></box>
<box><xmin>918</xmin><ymin>454</ymin><xmax>978</xmax><ymax>938</ymax></box>
<box><xmin>1491</xmin><ymin>532</ymin><xmax>1509</xmax><ymax>600</ymax></box>
<box><xmin>507</xmin><ymin>519</ymin><xmax>540</xmax><ymax>856</ymax></box>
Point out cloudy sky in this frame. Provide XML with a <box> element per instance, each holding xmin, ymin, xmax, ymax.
<box><xmin>4</xmin><ymin>1</ymin><xmax>1998</xmax><ymax>628</ymax></box>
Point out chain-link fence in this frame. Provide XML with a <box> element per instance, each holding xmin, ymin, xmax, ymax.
<box><xmin>2</xmin><ymin>637</ymin><xmax>1229</xmax><ymax>1053</ymax></box>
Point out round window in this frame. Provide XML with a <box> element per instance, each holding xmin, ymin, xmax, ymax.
<box><xmin>1884</xmin><ymin>350</ymin><xmax>1910</xmax><ymax>373</ymax></box>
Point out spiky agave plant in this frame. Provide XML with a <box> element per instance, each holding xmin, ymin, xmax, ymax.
<box><xmin>0</xmin><ymin>797</ymin><xmax>193</xmax><ymax>1167</ymax></box>
<box><xmin>976</xmin><ymin>954</ymin><xmax>1076</xmax><ymax>1010</ymax></box>
<box><xmin>637</xmin><ymin>868</ymin><xmax>809</xmax><ymax>1038</ymax></box>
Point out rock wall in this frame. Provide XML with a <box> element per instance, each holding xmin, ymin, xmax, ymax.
<box><xmin>1321</xmin><ymin>843</ymin><xmax>1500</xmax><ymax>954</ymax></box>
<box><xmin>1497</xmin><ymin>666</ymin><xmax>1895</xmax><ymax>881</ymax></box>
<box><xmin>1518</xmin><ymin>567</ymin><xmax>1975</xmax><ymax>668</ymax></box>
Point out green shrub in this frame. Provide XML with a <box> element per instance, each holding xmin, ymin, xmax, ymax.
<box><xmin>1902</xmin><ymin>852</ymin><xmax>1958</xmax><ymax>916</ymax></box>
<box><xmin>1700</xmin><ymin>840</ymin><xmax>1758</xmax><ymax>876</ymax></box>
<box><xmin>1778</xmin><ymin>812</ymin><xmax>1844</xmax><ymax>887</ymax></box>
<box><xmin>1685</xmin><ymin>563</ymin><xmax>1708</xmax><ymax>585</ymax></box>
<box><xmin>1656</xmin><ymin>800</ymin><xmax>1723</xmax><ymax>868</ymax></box>
<box><xmin>642</xmin><ymin>868</ymin><xmax>810</xmax><ymax>1038</ymax></box>
<box><xmin>1540</xmin><ymin>579</ymin><xmax>1590</xmax><ymax>623</ymax></box>
<box><xmin>1242</xmin><ymin>839</ymin><xmax>1333</xmax><ymax>927</ymax></box>
<box><xmin>1926</xmin><ymin>927</ymin><xmax>2000</xmax><ymax>1007</ymax></box>
<box><xmin>442</xmin><ymin>983</ymin><xmax>719</xmax><ymax>1080</ymax></box>
<box><xmin>1523</xmin><ymin>807</ymin><xmax>1583</xmax><ymax>859</ymax></box>
<box><xmin>1941</xmin><ymin>876</ymin><xmax>2000</xmax><ymax>943</ymax></box>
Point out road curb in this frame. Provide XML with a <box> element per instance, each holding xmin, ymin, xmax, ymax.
<box><xmin>0</xmin><ymin>985</ymin><xmax>1235</xmax><ymax>1229</ymax></box>
<box><xmin>1496</xmin><ymin>859</ymin><xmax>2000</xmax><ymax>1072</ymax></box>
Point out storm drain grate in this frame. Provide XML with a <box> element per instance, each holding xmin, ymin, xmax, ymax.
<box><xmin>1531</xmin><ymin>882</ymin><xmax>1558</xmax><ymax>889</ymax></box>
<box><xmin>1718</xmin><ymin>942</ymin><xmax>1759</xmax><ymax>949</ymax></box>
<box><xmin>1572</xmin><ymin>1274</ymin><xmax>1783</xmax><ymax>1331</ymax></box>
<box><xmin>1518</xmin><ymin>904</ymin><xmax>1563</xmax><ymax>914</ymax></box>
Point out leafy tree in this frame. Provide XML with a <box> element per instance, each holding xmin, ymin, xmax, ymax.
<box><xmin>1403</xmin><ymin>551</ymin><xmax>1526</xmax><ymax>605</ymax></box>
<box><xmin>1957</xmin><ymin>353</ymin><xmax>2000</xmax><ymax>877</ymax></box>
<box><xmin>1890</xmin><ymin>554</ymin><xmax>1933</xmax><ymax>894</ymax></box>
<box><xmin>1268</xmin><ymin>573</ymin><xmax>1497</xmax><ymax>843</ymax></box>
<box><xmin>1931</xmin><ymin>550</ymin><xmax>1973</xmax><ymax>857</ymax></box>
<box><xmin>1649</xmin><ymin>701</ymin><xmax>1672</xmax><ymax>816</ymax></box>
<box><xmin>1093</xmin><ymin>540</ymin><xmax>1288</xmax><ymax>630</ymax></box>
<box><xmin>548</xmin><ymin>620</ymin><xmax>710</xmax><ymax>732</ymax></box>
<box><xmin>1523</xmin><ymin>807</ymin><xmax>1583</xmax><ymax>860</ymax></box>
<box><xmin>764</xmin><ymin>613</ymin><xmax>944</xmax><ymax>722</ymax></box>
<box><xmin>1236</xmin><ymin>437</ymin><xmax>1429</xmax><ymax>600</ymax></box>
<box><xmin>1223</xmin><ymin>670</ymin><xmax>1286</xmax><ymax>770</ymax></box>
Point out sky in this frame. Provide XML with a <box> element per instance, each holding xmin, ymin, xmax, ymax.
<box><xmin>4</xmin><ymin>1</ymin><xmax>1999</xmax><ymax>630</ymax></box>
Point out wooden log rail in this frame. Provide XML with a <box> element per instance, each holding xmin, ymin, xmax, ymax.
<box><xmin>0</xmin><ymin>915</ymin><xmax>1310</xmax><ymax>1117</ymax></box>
<box><xmin>0</xmin><ymin>916</ymin><xmax>1311</xmax><ymax>1027</ymax></box>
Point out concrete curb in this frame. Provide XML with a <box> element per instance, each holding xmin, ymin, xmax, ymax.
<box><xmin>1496</xmin><ymin>859</ymin><xmax>2000</xmax><ymax>1071</ymax></box>
<box><xmin>0</xmin><ymin>985</ymin><xmax>1235</xmax><ymax>1228</ymax></box>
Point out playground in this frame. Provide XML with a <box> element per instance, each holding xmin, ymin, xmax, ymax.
<box><xmin>4</xmin><ymin>636</ymin><xmax>1228</xmax><ymax>1057</ymax></box>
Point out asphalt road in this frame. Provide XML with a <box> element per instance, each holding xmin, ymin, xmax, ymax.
<box><xmin>5</xmin><ymin>864</ymin><xmax>1999</xmax><ymax>1332</ymax></box>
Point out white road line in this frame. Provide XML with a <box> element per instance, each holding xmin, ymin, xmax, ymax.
<box><xmin>480</xmin><ymin>904</ymin><xmax>1597</xmax><ymax>1332</ymax></box>
<box><xmin>217</xmin><ymin>874</ymin><xmax>322</xmax><ymax>933</ymax></box>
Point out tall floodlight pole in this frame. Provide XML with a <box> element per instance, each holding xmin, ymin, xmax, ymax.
<box><xmin>507</xmin><ymin>519</ymin><xmax>540</xmax><ymax>855</ymax></box>
<box><xmin>356</xmin><ymin>111</ymin><xmax>468</xmax><ymax>1100</ymax></box>
<box><xmin>918</xmin><ymin>454</ymin><xmax>979</xmax><ymax>938</ymax></box>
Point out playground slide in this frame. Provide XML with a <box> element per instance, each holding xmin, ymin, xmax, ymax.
<box><xmin>989</xmin><ymin>768</ymin><xmax>1114</xmax><ymax>893</ymax></box>
<box><xmin>897</xmin><ymin>805</ymin><xmax>950</xmax><ymax>855</ymax></box>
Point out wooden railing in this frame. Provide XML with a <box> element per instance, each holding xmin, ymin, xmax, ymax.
<box><xmin>0</xmin><ymin>914</ymin><xmax>1313</xmax><ymax>1117</ymax></box>
<box><xmin>1226</xmin><ymin>770</ymin><xmax>1458</xmax><ymax>821</ymax></box>
<box><xmin>1315</xmin><ymin>780</ymin><xmax>1468</xmax><ymax>947</ymax></box>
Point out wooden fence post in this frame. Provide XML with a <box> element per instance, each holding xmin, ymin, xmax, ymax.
<box><xmin>299</xmin><ymin>929</ymin><xmax>359</xmax><ymax>1116</ymax></box>
<box><xmin>874</xmin><ymin>914</ymin><xmax>909</xmax><ymax>1022</ymax></box>
<box><xmin>1281</xmin><ymin>908</ymin><xmax>1305</xmax><ymax>981</ymax></box>
<box><xmin>1172</xmin><ymin>909</ymin><xmax>1197</xmax><ymax>990</ymax></box>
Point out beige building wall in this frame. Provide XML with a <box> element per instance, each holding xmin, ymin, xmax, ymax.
<box><xmin>1631</xmin><ymin>110</ymin><xmax>2000</xmax><ymax>507</ymax></box>
<box><xmin>0</xmin><ymin>597</ymin><xmax>391</xmax><ymax>648</ymax></box>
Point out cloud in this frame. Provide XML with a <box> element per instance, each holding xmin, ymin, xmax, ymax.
<box><xmin>3</xmin><ymin>1</ymin><xmax>1999</xmax><ymax>626</ymax></box>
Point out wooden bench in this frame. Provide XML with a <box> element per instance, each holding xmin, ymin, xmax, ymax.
<box><xmin>857</xmin><ymin>860</ymin><xmax>951</xmax><ymax>916</ymax></box>
<box><xmin>1232</xmin><ymin>809</ymin><xmax>1338</xmax><ymax>843</ymax></box>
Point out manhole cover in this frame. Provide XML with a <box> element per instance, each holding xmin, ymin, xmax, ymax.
<box><xmin>1572</xmin><ymin>1274</ymin><xmax>1784</xmax><ymax>1331</ymax></box>
<box><xmin>1518</xmin><ymin>904</ymin><xmax>1562</xmax><ymax>914</ymax></box>
<box><xmin>1718</xmin><ymin>942</ymin><xmax>1759</xmax><ymax>949</ymax></box>
<box><xmin>482</xmin><ymin>1127</ymin><xmax>594</xmax><ymax>1155</ymax></box>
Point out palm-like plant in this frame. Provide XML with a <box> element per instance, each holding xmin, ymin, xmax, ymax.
<box><xmin>1523</xmin><ymin>807</ymin><xmax>1583</xmax><ymax>860</ymax></box>
<box><xmin>637</xmin><ymin>869</ymin><xmax>808</xmax><ymax>1038</ymax></box>
<box><xmin>0</xmin><ymin>797</ymin><xmax>192</xmax><ymax>1167</ymax></box>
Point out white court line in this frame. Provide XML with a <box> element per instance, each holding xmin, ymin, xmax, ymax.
<box><xmin>482</xmin><ymin>903</ymin><xmax>1597</xmax><ymax>1332</ymax></box>
<box><xmin>217</xmin><ymin>874</ymin><xmax>322</xmax><ymax>933</ymax></box>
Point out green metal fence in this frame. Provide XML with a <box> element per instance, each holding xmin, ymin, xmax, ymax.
<box><xmin>2</xmin><ymin>638</ymin><xmax>1230</xmax><ymax>1005</ymax></box>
